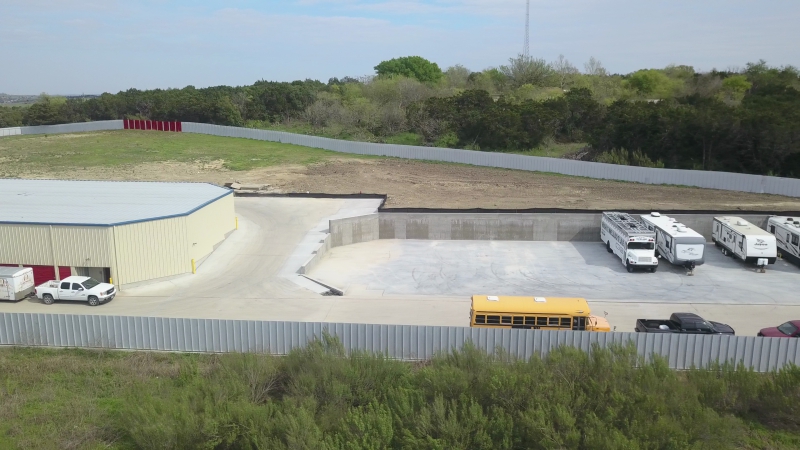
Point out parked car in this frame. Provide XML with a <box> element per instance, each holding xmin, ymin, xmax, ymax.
<box><xmin>758</xmin><ymin>321</ymin><xmax>800</xmax><ymax>338</ymax></box>
<box><xmin>635</xmin><ymin>312</ymin><xmax>735</xmax><ymax>335</ymax></box>
<box><xmin>34</xmin><ymin>276</ymin><xmax>116</xmax><ymax>306</ymax></box>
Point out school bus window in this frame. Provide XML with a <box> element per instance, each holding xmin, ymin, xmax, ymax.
<box><xmin>537</xmin><ymin>317</ymin><xmax>547</xmax><ymax>326</ymax></box>
<box><xmin>548</xmin><ymin>317</ymin><xmax>560</xmax><ymax>326</ymax></box>
<box><xmin>560</xmin><ymin>318</ymin><xmax>571</xmax><ymax>327</ymax></box>
<box><xmin>487</xmin><ymin>315</ymin><xmax>500</xmax><ymax>324</ymax></box>
<box><xmin>475</xmin><ymin>315</ymin><xmax>486</xmax><ymax>324</ymax></box>
<box><xmin>501</xmin><ymin>316</ymin><xmax>512</xmax><ymax>324</ymax></box>
<box><xmin>524</xmin><ymin>317</ymin><xmax>535</xmax><ymax>326</ymax></box>
<box><xmin>513</xmin><ymin>316</ymin><xmax>524</xmax><ymax>325</ymax></box>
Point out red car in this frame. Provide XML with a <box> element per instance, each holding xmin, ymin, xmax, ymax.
<box><xmin>758</xmin><ymin>321</ymin><xmax>800</xmax><ymax>337</ymax></box>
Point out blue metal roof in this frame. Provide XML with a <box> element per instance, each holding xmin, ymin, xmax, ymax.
<box><xmin>0</xmin><ymin>179</ymin><xmax>232</xmax><ymax>226</ymax></box>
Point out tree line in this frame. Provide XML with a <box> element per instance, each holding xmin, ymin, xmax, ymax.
<box><xmin>1</xmin><ymin>56</ymin><xmax>798</xmax><ymax>177</ymax></box>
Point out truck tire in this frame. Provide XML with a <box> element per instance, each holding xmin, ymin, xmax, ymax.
<box><xmin>606</xmin><ymin>241</ymin><xmax>613</xmax><ymax>253</ymax></box>
<box><xmin>42</xmin><ymin>294</ymin><xmax>54</xmax><ymax>305</ymax></box>
<box><xmin>626</xmin><ymin>263</ymin><xmax>634</xmax><ymax>273</ymax></box>
<box><xmin>87</xmin><ymin>296</ymin><xmax>100</xmax><ymax>306</ymax></box>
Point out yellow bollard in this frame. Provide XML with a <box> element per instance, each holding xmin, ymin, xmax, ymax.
<box><xmin>109</xmin><ymin>277</ymin><xmax>113</xmax><ymax>284</ymax></box>
<box><xmin>235</xmin><ymin>216</ymin><xmax>239</xmax><ymax>230</ymax></box>
<box><xmin>191</xmin><ymin>259</ymin><xmax>196</xmax><ymax>274</ymax></box>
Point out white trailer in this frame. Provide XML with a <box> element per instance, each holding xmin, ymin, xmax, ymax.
<box><xmin>0</xmin><ymin>267</ymin><xmax>35</xmax><ymax>301</ymax></box>
<box><xmin>767</xmin><ymin>216</ymin><xmax>800</xmax><ymax>266</ymax></box>
<box><xmin>640</xmin><ymin>212</ymin><xmax>706</xmax><ymax>274</ymax></box>
<box><xmin>600</xmin><ymin>212</ymin><xmax>658</xmax><ymax>273</ymax></box>
<box><xmin>711</xmin><ymin>216</ymin><xmax>777</xmax><ymax>269</ymax></box>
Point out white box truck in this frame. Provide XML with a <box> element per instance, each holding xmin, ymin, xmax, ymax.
<box><xmin>601</xmin><ymin>212</ymin><xmax>658</xmax><ymax>272</ymax></box>
<box><xmin>712</xmin><ymin>216</ymin><xmax>777</xmax><ymax>268</ymax></box>
<box><xmin>0</xmin><ymin>267</ymin><xmax>35</xmax><ymax>301</ymax></box>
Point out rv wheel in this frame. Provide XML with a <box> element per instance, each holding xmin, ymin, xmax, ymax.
<box><xmin>606</xmin><ymin>241</ymin><xmax>613</xmax><ymax>253</ymax></box>
<box><xmin>721</xmin><ymin>248</ymin><xmax>728</xmax><ymax>256</ymax></box>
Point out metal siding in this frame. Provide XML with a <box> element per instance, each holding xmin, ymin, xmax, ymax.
<box><xmin>50</xmin><ymin>226</ymin><xmax>114</xmax><ymax>267</ymax></box>
<box><xmin>113</xmin><ymin>217</ymin><xmax>189</xmax><ymax>285</ymax></box>
<box><xmin>0</xmin><ymin>313</ymin><xmax>798</xmax><ymax>372</ymax></box>
<box><xmin>0</xmin><ymin>224</ymin><xmax>53</xmax><ymax>265</ymax></box>
<box><xmin>186</xmin><ymin>194</ymin><xmax>235</xmax><ymax>261</ymax></box>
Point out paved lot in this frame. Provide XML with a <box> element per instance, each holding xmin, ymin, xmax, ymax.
<box><xmin>310</xmin><ymin>240</ymin><xmax>800</xmax><ymax>304</ymax></box>
<box><xmin>1</xmin><ymin>199</ymin><xmax>799</xmax><ymax>335</ymax></box>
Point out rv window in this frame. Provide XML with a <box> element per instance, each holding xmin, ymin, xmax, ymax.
<box><xmin>793</xmin><ymin>234</ymin><xmax>799</xmax><ymax>246</ymax></box>
<box><xmin>739</xmin><ymin>240</ymin><xmax>744</xmax><ymax>250</ymax></box>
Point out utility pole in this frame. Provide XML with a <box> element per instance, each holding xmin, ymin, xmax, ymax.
<box><xmin>523</xmin><ymin>0</ymin><xmax>530</xmax><ymax>60</ymax></box>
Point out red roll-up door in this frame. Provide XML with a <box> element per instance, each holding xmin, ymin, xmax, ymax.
<box><xmin>0</xmin><ymin>265</ymin><xmax>71</xmax><ymax>285</ymax></box>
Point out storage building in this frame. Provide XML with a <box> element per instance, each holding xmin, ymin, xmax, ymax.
<box><xmin>0</xmin><ymin>179</ymin><xmax>235</xmax><ymax>288</ymax></box>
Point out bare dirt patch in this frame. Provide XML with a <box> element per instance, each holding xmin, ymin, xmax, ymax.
<box><xmin>18</xmin><ymin>157</ymin><xmax>800</xmax><ymax>211</ymax></box>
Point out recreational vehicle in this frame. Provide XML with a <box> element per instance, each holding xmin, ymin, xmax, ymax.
<box><xmin>600</xmin><ymin>212</ymin><xmax>658</xmax><ymax>273</ymax></box>
<box><xmin>640</xmin><ymin>212</ymin><xmax>706</xmax><ymax>272</ymax></box>
<box><xmin>767</xmin><ymin>216</ymin><xmax>800</xmax><ymax>265</ymax></box>
<box><xmin>711</xmin><ymin>216</ymin><xmax>777</xmax><ymax>266</ymax></box>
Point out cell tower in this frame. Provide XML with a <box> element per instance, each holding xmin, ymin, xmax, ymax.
<box><xmin>523</xmin><ymin>0</ymin><xmax>530</xmax><ymax>59</ymax></box>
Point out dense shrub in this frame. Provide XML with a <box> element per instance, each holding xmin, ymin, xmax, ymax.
<box><xmin>106</xmin><ymin>338</ymin><xmax>800</xmax><ymax>449</ymax></box>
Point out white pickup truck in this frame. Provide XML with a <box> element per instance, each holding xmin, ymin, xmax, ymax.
<box><xmin>34</xmin><ymin>276</ymin><xmax>116</xmax><ymax>306</ymax></box>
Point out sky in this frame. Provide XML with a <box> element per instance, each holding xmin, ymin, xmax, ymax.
<box><xmin>2</xmin><ymin>0</ymin><xmax>799</xmax><ymax>94</ymax></box>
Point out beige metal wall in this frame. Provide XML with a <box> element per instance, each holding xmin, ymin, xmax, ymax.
<box><xmin>51</xmin><ymin>226</ymin><xmax>114</xmax><ymax>268</ymax></box>
<box><xmin>0</xmin><ymin>224</ymin><xmax>52</xmax><ymax>265</ymax></box>
<box><xmin>186</xmin><ymin>194</ymin><xmax>235</xmax><ymax>262</ymax></box>
<box><xmin>112</xmin><ymin>217</ymin><xmax>189</xmax><ymax>286</ymax></box>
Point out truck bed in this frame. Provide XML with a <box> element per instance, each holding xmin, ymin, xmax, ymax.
<box><xmin>635</xmin><ymin>319</ymin><xmax>679</xmax><ymax>332</ymax></box>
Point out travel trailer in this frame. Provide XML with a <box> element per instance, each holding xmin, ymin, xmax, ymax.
<box><xmin>767</xmin><ymin>216</ymin><xmax>800</xmax><ymax>266</ymax></box>
<box><xmin>640</xmin><ymin>212</ymin><xmax>706</xmax><ymax>273</ymax></box>
<box><xmin>711</xmin><ymin>216</ymin><xmax>776</xmax><ymax>268</ymax></box>
<box><xmin>0</xmin><ymin>266</ymin><xmax>35</xmax><ymax>301</ymax></box>
<box><xmin>600</xmin><ymin>212</ymin><xmax>658</xmax><ymax>272</ymax></box>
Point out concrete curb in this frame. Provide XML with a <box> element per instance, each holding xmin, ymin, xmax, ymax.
<box><xmin>300</xmin><ymin>275</ymin><xmax>344</xmax><ymax>296</ymax></box>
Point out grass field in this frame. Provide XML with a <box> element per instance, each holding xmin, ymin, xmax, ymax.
<box><xmin>0</xmin><ymin>130</ymin><xmax>366</xmax><ymax>174</ymax></box>
<box><xmin>1</xmin><ymin>344</ymin><xmax>799</xmax><ymax>449</ymax></box>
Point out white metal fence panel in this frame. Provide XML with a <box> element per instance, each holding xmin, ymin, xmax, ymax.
<box><xmin>1</xmin><ymin>313</ymin><xmax>798</xmax><ymax>372</ymax></box>
<box><xmin>0</xmin><ymin>127</ymin><xmax>22</xmax><ymax>137</ymax></box>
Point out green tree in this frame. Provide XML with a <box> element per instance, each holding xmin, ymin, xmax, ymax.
<box><xmin>499</xmin><ymin>54</ymin><xmax>554</xmax><ymax>88</ymax></box>
<box><xmin>374</xmin><ymin>56</ymin><xmax>443</xmax><ymax>83</ymax></box>
<box><xmin>626</xmin><ymin>69</ymin><xmax>677</xmax><ymax>98</ymax></box>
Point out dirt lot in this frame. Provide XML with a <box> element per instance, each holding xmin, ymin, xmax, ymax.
<box><xmin>21</xmin><ymin>157</ymin><xmax>800</xmax><ymax>211</ymax></box>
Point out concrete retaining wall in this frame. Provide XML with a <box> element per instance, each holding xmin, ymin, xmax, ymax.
<box><xmin>330</xmin><ymin>214</ymin><xmax>380</xmax><ymax>247</ymax></box>
<box><xmin>376</xmin><ymin>213</ymin><xmax>771</xmax><ymax>242</ymax></box>
<box><xmin>298</xmin><ymin>234</ymin><xmax>332</xmax><ymax>275</ymax></box>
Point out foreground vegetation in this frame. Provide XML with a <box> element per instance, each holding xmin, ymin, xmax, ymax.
<box><xmin>0</xmin><ymin>341</ymin><xmax>799</xmax><ymax>449</ymax></box>
<box><xmin>0</xmin><ymin>130</ymin><xmax>360</xmax><ymax>175</ymax></box>
<box><xmin>1</xmin><ymin>55</ymin><xmax>798</xmax><ymax>177</ymax></box>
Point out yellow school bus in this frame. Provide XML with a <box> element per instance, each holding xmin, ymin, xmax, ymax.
<box><xmin>470</xmin><ymin>295</ymin><xmax>611</xmax><ymax>331</ymax></box>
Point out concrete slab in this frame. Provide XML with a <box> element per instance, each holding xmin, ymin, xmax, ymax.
<box><xmin>309</xmin><ymin>240</ymin><xmax>800</xmax><ymax>305</ymax></box>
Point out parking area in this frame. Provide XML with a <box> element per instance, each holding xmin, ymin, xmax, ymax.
<box><xmin>2</xmin><ymin>199</ymin><xmax>800</xmax><ymax>335</ymax></box>
<box><xmin>309</xmin><ymin>240</ymin><xmax>800</xmax><ymax>305</ymax></box>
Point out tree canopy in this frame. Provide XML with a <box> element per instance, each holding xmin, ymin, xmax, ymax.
<box><xmin>374</xmin><ymin>56</ymin><xmax>443</xmax><ymax>83</ymax></box>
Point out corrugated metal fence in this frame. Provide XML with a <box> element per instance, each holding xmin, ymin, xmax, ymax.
<box><xmin>2</xmin><ymin>120</ymin><xmax>800</xmax><ymax>197</ymax></box>
<box><xmin>1</xmin><ymin>312</ymin><xmax>797</xmax><ymax>371</ymax></box>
